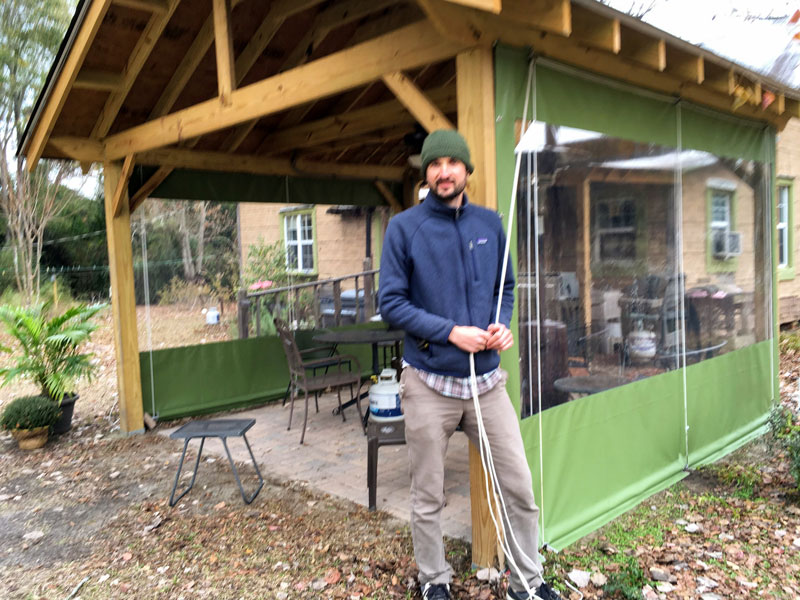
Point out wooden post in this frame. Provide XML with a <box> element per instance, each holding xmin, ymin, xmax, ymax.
<box><xmin>577</xmin><ymin>179</ymin><xmax>593</xmax><ymax>336</ymax></box>
<box><xmin>103</xmin><ymin>161</ymin><xmax>144</xmax><ymax>434</ymax></box>
<box><xmin>457</xmin><ymin>45</ymin><xmax>501</xmax><ymax>568</ymax></box>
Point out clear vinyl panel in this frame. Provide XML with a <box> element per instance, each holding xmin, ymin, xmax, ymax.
<box><xmin>517</xmin><ymin>123</ymin><xmax>681</xmax><ymax>418</ymax></box>
<box><xmin>680</xmin><ymin>154</ymin><xmax>772</xmax><ymax>362</ymax></box>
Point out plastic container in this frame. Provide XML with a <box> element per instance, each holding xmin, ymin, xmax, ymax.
<box><xmin>369</xmin><ymin>369</ymin><xmax>403</xmax><ymax>422</ymax></box>
<box><xmin>205</xmin><ymin>307</ymin><xmax>220</xmax><ymax>325</ymax></box>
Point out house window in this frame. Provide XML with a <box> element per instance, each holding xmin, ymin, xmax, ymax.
<box><xmin>706</xmin><ymin>179</ymin><xmax>739</xmax><ymax>267</ymax></box>
<box><xmin>594</xmin><ymin>197</ymin><xmax>637</xmax><ymax>263</ymax></box>
<box><xmin>283</xmin><ymin>211</ymin><xmax>315</xmax><ymax>273</ymax></box>
<box><xmin>777</xmin><ymin>178</ymin><xmax>794</xmax><ymax>278</ymax></box>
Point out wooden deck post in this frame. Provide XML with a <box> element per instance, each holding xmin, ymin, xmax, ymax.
<box><xmin>103</xmin><ymin>161</ymin><xmax>144</xmax><ymax>434</ymax></box>
<box><xmin>457</xmin><ymin>45</ymin><xmax>501</xmax><ymax>568</ymax></box>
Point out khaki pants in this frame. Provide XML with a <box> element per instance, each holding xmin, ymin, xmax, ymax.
<box><xmin>400</xmin><ymin>367</ymin><xmax>543</xmax><ymax>590</ymax></box>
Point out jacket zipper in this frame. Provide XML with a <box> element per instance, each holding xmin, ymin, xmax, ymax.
<box><xmin>454</xmin><ymin>210</ymin><xmax>473</xmax><ymax>322</ymax></box>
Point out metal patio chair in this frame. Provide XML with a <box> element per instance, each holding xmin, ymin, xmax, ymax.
<box><xmin>275</xmin><ymin>318</ymin><xmax>365</xmax><ymax>444</ymax></box>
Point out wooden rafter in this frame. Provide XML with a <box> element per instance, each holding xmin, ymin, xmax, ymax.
<box><xmin>258</xmin><ymin>84</ymin><xmax>456</xmax><ymax>155</ymax></box>
<box><xmin>25</xmin><ymin>0</ymin><xmax>113</xmax><ymax>169</ymax></box>
<box><xmin>619</xmin><ymin>24</ymin><xmax>665</xmax><ymax>71</ymax></box>
<box><xmin>374</xmin><ymin>180</ymin><xmax>405</xmax><ymax>212</ymax></box>
<box><xmin>212</xmin><ymin>0</ymin><xmax>236</xmax><ymax>105</ymax></box>
<box><xmin>74</xmin><ymin>68</ymin><xmax>124</xmax><ymax>91</ymax></box>
<box><xmin>442</xmin><ymin>0</ymin><xmax>501</xmax><ymax>12</ymax></box>
<box><xmin>112</xmin><ymin>155</ymin><xmax>135</xmax><ymax>218</ymax></box>
<box><xmin>113</xmin><ymin>0</ymin><xmax>169</xmax><ymax>13</ymax></box>
<box><xmin>281</xmin><ymin>0</ymin><xmax>399</xmax><ymax>71</ymax></box>
<box><xmin>90</xmin><ymin>0</ymin><xmax>182</xmax><ymax>138</ymax></box>
<box><xmin>665</xmin><ymin>45</ymin><xmax>704</xmax><ymax>85</ymax></box>
<box><xmin>103</xmin><ymin>21</ymin><xmax>464</xmax><ymax>160</ymax></box>
<box><xmin>570</xmin><ymin>2</ymin><xmax>619</xmax><ymax>54</ymax></box>
<box><xmin>381</xmin><ymin>71</ymin><xmax>455</xmax><ymax>132</ymax></box>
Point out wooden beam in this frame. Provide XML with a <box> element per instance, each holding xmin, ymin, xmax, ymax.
<box><xmin>212</xmin><ymin>0</ymin><xmax>236</xmax><ymax>105</ymax></box>
<box><xmin>48</xmin><ymin>136</ymin><xmax>105</xmax><ymax>162</ymax></box>
<box><xmin>374</xmin><ymin>180</ymin><xmax>404</xmax><ymax>213</ymax></box>
<box><xmin>74</xmin><ymin>68</ymin><xmax>124</xmax><ymax>91</ymax></box>
<box><xmin>281</xmin><ymin>0</ymin><xmax>400</xmax><ymax>71</ymax></box>
<box><xmin>91</xmin><ymin>0</ymin><xmax>181</xmax><ymax>138</ymax></box>
<box><xmin>704</xmin><ymin>64</ymin><xmax>736</xmax><ymax>96</ymax></box>
<box><xmin>103</xmin><ymin>21</ymin><xmax>464</xmax><ymax>160</ymax></box>
<box><xmin>25</xmin><ymin>0</ymin><xmax>113</xmax><ymax>169</ymax></box>
<box><xmin>134</xmin><ymin>147</ymin><xmax>405</xmax><ymax>181</ymax></box>
<box><xmin>457</xmin><ymin>46</ymin><xmax>499</xmax><ymax>569</ymax></box>
<box><xmin>619</xmin><ymin>25</ymin><xmax>665</xmax><ymax>71</ymax></box>
<box><xmin>443</xmin><ymin>0</ymin><xmax>501</xmax><ymax>12</ymax></box>
<box><xmin>500</xmin><ymin>0</ymin><xmax>570</xmax><ymax>37</ymax></box>
<box><xmin>130</xmin><ymin>167</ymin><xmax>170</xmax><ymax>212</ymax></box>
<box><xmin>112</xmin><ymin>155</ymin><xmax>135</xmax><ymax>218</ymax></box>
<box><xmin>113</xmin><ymin>0</ymin><xmax>169</xmax><ymax>13</ymax></box>
<box><xmin>457</xmin><ymin>47</ymin><xmax>496</xmax><ymax>210</ymax></box>
<box><xmin>259</xmin><ymin>84</ymin><xmax>455</xmax><ymax>155</ymax></box>
<box><xmin>665</xmin><ymin>45</ymin><xmax>704</xmax><ymax>85</ymax></box>
<box><xmin>103</xmin><ymin>161</ymin><xmax>144</xmax><ymax>434</ymax></box>
<box><xmin>382</xmin><ymin>72</ymin><xmax>455</xmax><ymax>132</ymax></box>
<box><xmin>570</xmin><ymin>3</ymin><xmax>619</xmax><ymax>54</ymax></box>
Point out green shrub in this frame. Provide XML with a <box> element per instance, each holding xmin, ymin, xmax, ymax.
<box><xmin>603</xmin><ymin>563</ymin><xmax>646</xmax><ymax>600</ymax></box>
<box><xmin>1</xmin><ymin>395</ymin><xmax>61</xmax><ymax>430</ymax></box>
<box><xmin>769</xmin><ymin>404</ymin><xmax>800</xmax><ymax>491</ymax></box>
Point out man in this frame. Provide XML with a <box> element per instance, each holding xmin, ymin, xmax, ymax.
<box><xmin>378</xmin><ymin>129</ymin><xmax>558</xmax><ymax>600</ymax></box>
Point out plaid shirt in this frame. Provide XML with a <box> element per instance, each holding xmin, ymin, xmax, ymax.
<box><xmin>406</xmin><ymin>362</ymin><xmax>503</xmax><ymax>400</ymax></box>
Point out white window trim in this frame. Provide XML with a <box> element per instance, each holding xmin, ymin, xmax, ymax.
<box><xmin>284</xmin><ymin>212</ymin><xmax>315</xmax><ymax>274</ymax></box>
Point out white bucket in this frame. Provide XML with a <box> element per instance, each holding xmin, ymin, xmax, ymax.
<box><xmin>205</xmin><ymin>307</ymin><xmax>220</xmax><ymax>325</ymax></box>
<box><xmin>628</xmin><ymin>330</ymin><xmax>656</xmax><ymax>362</ymax></box>
<box><xmin>369</xmin><ymin>369</ymin><xmax>403</xmax><ymax>422</ymax></box>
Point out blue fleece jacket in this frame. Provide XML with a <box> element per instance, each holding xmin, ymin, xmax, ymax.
<box><xmin>378</xmin><ymin>192</ymin><xmax>515</xmax><ymax>377</ymax></box>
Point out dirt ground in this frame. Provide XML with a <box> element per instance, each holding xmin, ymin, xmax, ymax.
<box><xmin>2</xmin><ymin>307</ymin><xmax>800</xmax><ymax>598</ymax></box>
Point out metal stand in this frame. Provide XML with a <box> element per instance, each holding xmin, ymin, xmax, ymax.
<box><xmin>169</xmin><ymin>419</ymin><xmax>264</xmax><ymax>507</ymax></box>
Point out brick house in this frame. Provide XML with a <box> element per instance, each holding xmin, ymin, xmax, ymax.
<box><xmin>777</xmin><ymin>121</ymin><xmax>800</xmax><ymax>324</ymax></box>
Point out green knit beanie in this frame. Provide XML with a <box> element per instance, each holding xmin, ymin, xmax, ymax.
<box><xmin>420</xmin><ymin>129</ymin><xmax>474</xmax><ymax>174</ymax></box>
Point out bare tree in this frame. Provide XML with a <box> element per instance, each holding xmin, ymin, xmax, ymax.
<box><xmin>0</xmin><ymin>0</ymin><xmax>79</xmax><ymax>301</ymax></box>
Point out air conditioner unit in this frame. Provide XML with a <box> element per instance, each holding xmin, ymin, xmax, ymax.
<box><xmin>712</xmin><ymin>230</ymin><xmax>742</xmax><ymax>259</ymax></box>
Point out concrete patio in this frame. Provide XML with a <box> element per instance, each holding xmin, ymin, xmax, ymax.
<box><xmin>161</xmin><ymin>392</ymin><xmax>472</xmax><ymax>541</ymax></box>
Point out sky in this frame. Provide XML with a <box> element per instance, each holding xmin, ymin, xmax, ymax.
<box><xmin>602</xmin><ymin>0</ymin><xmax>800</xmax><ymax>87</ymax></box>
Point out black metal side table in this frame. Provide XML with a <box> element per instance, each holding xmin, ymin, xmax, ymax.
<box><xmin>367</xmin><ymin>419</ymin><xmax>406</xmax><ymax>511</ymax></box>
<box><xmin>169</xmin><ymin>419</ymin><xmax>264</xmax><ymax>507</ymax></box>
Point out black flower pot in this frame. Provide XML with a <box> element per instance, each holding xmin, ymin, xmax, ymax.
<box><xmin>52</xmin><ymin>394</ymin><xmax>78</xmax><ymax>435</ymax></box>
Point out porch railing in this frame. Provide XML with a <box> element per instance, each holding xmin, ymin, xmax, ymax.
<box><xmin>237</xmin><ymin>267</ymin><xmax>379</xmax><ymax>338</ymax></box>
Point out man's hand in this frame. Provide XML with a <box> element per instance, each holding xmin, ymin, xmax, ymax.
<box><xmin>448</xmin><ymin>325</ymin><xmax>491</xmax><ymax>353</ymax></box>
<box><xmin>486</xmin><ymin>323</ymin><xmax>514</xmax><ymax>352</ymax></box>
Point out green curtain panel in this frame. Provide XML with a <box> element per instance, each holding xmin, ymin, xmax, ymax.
<box><xmin>494</xmin><ymin>44</ymin><xmax>777</xmax><ymax>549</ymax></box>
<box><xmin>128</xmin><ymin>168</ymin><xmax>399</xmax><ymax>206</ymax></box>
<box><xmin>140</xmin><ymin>330</ymin><xmax>376</xmax><ymax>421</ymax></box>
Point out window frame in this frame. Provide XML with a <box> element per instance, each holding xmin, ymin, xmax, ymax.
<box><xmin>281</xmin><ymin>207</ymin><xmax>318</xmax><ymax>276</ymax></box>
<box><xmin>777</xmin><ymin>177</ymin><xmax>795</xmax><ymax>280</ymax></box>
<box><xmin>705</xmin><ymin>179</ymin><xmax>738</xmax><ymax>273</ymax></box>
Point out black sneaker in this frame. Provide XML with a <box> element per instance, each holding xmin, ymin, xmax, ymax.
<box><xmin>506</xmin><ymin>581</ymin><xmax>560</xmax><ymax>600</ymax></box>
<box><xmin>422</xmin><ymin>582</ymin><xmax>452</xmax><ymax>599</ymax></box>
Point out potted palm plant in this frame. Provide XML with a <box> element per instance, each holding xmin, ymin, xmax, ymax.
<box><xmin>0</xmin><ymin>302</ymin><xmax>105</xmax><ymax>434</ymax></box>
<box><xmin>1</xmin><ymin>395</ymin><xmax>62</xmax><ymax>449</ymax></box>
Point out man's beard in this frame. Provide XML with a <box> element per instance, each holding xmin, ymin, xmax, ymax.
<box><xmin>432</xmin><ymin>178</ymin><xmax>466</xmax><ymax>201</ymax></box>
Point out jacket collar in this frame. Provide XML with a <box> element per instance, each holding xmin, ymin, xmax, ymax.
<box><xmin>422</xmin><ymin>191</ymin><xmax>472</xmax><ymax>218</ymax></box>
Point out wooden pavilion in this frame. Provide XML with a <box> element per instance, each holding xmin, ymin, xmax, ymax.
<box><xmin>20</xmin><ymin>0</ymin><xmax>800</xmax><ymax>561</ymax></box>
